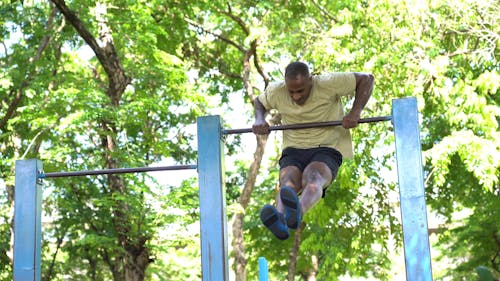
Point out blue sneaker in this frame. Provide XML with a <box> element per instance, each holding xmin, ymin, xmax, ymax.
<box><xmin>280</xmin><ymin>186</ymin><xmax>302</xmax><ymax>229</ymax></box>
<box><xmin>260</xmin><ymin>204</ymin><xmax>289</xmax><ymax>240</ymax></box>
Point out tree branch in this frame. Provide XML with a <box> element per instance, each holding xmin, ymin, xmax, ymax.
<box><xmin>50</xmin><ymin>0</ymin><xmax>102</xmax><ymax>61</ymax></box>
<box><xmin>0</xmin><ymin>4</ymin><xmax>57</xmax><ymax>132</ymax></box>
<box><xmin>311</xmin><ymin>0</ymin><xmax>337</xmax><ymax>23</ymax></box>
<box><xmin>50</xmin><ymin>0</ymin><xmax>130</xmax><ymax>104</ymax></box>
<box><xmin>242</xmin><ymin>40</ymin><xmax>257</xmax><ymax>101</ymax></box>
<box><xmin>184</xmin><ymin>17</ymin><xmax>247</xmax><ymax>53</ymax></box>
<box><xmin>217</xmin><ymin>3</ymin><xmax>249</xmax><ymax>35</ymax></box>
<box><xmin>44</xmin><ymin>227</ymin><xmax>67</xmax><ymax>281</ymax></box>
<box><xmin>253</xmin><ymin>48</ymin><xmax>269</xmax><ymax>90</ymax></box>
<box><xmin>492</xmin><ymin>232</ymin><xmax>500</xmax><ymax>272</ymax></box>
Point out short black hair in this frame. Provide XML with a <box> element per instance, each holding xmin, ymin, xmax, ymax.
<box><xmin>285</xmin><ymin>62</ymin><xmax>310</xmax><ymax>78</ymax></box>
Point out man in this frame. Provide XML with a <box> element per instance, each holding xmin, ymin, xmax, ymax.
<box><xmin>252</xmin><ymin>62</ymin><xmax>373</xmax><ymax>240</ymax></box>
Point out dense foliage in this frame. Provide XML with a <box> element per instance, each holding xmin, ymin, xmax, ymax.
<box><xmin>1</xmin><ymin>0</ymin><xmax>498</xmax><ymax>280</ymax></box>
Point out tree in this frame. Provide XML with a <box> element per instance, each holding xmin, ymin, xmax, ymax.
<box><xmin>2</xmin><ymin>0</ymin><xmax>203</xmax><ymax>280</ymax></box>
<box><xmin>1</xmin><ymin>2</ymin><xmax>65</xmax><ymax>279</ymax></box>
<box><xmin>414</xmin><ymin>1</ymin><xmax>499</xmax><ymax>278</ymax></box>
<box><xmin>1</xmin><ymin>0</ymin><xmax>498</xmax><ymax>280</ymax></box>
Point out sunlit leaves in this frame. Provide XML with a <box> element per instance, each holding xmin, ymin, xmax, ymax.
<box><xmin>1</xmin><ymin>0</ymin><xmax>498</xmax><ymax>279</ymax></box>
<box><xmin>425</xmin><ymin>131</ymin><xmax>499</xmax><ymax>191</ymax></box>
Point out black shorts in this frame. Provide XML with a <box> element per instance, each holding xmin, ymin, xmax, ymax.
<box><xmin>278</xmin><ymin>147</ymin><xmax>343</xmax><ymax>196</ymax></box>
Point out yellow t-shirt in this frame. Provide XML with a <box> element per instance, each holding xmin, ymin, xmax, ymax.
<box><xmin>257</xmin><ymin>72</ymin><xmax>356</xmax><ymax>158</ymax></box>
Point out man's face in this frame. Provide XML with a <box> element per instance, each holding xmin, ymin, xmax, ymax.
<box><xmin>285</xmin><ymin>75</ymin><xmax>312</xmax><ymax>106</ymax></box>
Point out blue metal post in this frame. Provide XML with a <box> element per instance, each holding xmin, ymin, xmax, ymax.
<box><xmin>392</xmin><ymin>97</ymin><xmax>433</xmax><ymax>281</ymax></box>
<box><xmin>197</xmin><ymin>116</ymin><xmax>229</xmax><ymax>281</ymax></box>
<box><xmin>14</xmin><ymin>159</ymin><xmax>43</xmax><ymax>281</ymax></box>
<box><xmin>258</xmin><ymin>257</ymin><xmax>269</xmax><ymax>281</ymax></box>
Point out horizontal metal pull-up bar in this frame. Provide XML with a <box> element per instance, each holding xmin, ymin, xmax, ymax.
<box><xmin>40</xmin><ymin>164</ymin><xmax>197</xmax><ymax>178</ymax></box>
<box><xmin>222</xmin><ymin>115</ymin><xmax>392</xmax><ymax>135</ymax></box>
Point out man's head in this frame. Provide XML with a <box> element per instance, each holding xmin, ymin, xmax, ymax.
<box><xmin>284</xmin><ymin>62</ymin><xmax>313</xmax><ymax>105</ymax></box>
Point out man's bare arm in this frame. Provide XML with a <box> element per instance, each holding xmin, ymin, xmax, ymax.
<box><xmin>252</xmin><ymin>98</ymin><xmax>270</xmax><ymax>134</ymax></box>
<box><xmin>343</xmin><ymin>73</ymin><xmax>374</xmax><ymax>128</ymax></box>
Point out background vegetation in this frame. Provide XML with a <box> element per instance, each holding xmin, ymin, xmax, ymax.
<box><xmin>1</xmin><ymin>0</ymin><xmax>498</xmax><ymax>280</ymax></box>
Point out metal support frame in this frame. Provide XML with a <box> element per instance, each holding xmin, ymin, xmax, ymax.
<box><xmin>13</xmin><ymin>159</ymin><xmax>42</xmax><ymax>281</ymax></box>
<box><xmin>258</xmin><ymin>257</ymin><xmax>269</xmax><ymax>281</ymax></box>
<box><xmin>393</xmin><ymin>97</ymin><xmax>433</xmax><ymax>280</ymax></box>
<box><xmin>13</xmin><ymin>97</ymin><xmax>432</xmax><ymax>281</ymax></box>
<box><xmin>197</xmin><ymin>115</ymin><xmax>229</xmax><ymax>281</ymax></box>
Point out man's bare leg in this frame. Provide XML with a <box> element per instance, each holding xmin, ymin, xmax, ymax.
<box><xmin>300</xmin><ymin>161</ymin><xmax>332</xmax><ymax>213</ymax></box>
<box><xmin>277</xmin><ymin>166</ymin><xmax>302</xmax><ymax>214</ymax></box>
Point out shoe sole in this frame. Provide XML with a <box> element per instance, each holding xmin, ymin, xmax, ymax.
<box><xmin>280</xmin><ymin>187</ymin><xmax>301</xmax><ymax>229</ymax></box>
<box><xmin>260</xmin><ymin>205</ymin><xmax>289</xmax><ymax>240</ymax></box>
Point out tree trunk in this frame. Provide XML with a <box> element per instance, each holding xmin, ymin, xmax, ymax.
<box><xmin>184</xmin><ymin>6</ymin><xmax>271</xmax><ymax>280</ymax></box>
<box><xmin>232</xmin><ymin>134</ymin><xmax>268</xmax><ymax>281</ymax></box>
<box><xmin>307</xmin><ymin>255</ymin><xmax>319</xmax><ymax>281</ymax></box>
<box><xmin>232</xmin><ymin>33</ymin><xmax>270</xmax><ymax>280</ymax></box>
<box><xmin>50</xmin><ymin>1</ymin><xmax>150</xmax><ymax>280</ymax></box>
<box><xmin>288</xmin><ymin>222</ymin><xmax>305</xmax><ymax>281</ymax></box>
